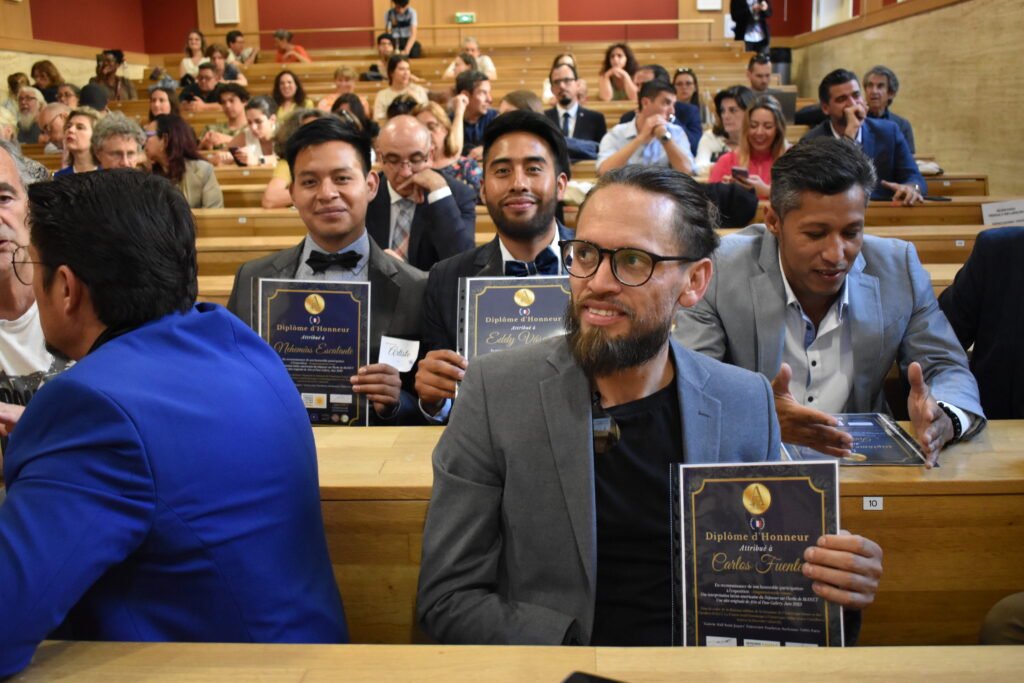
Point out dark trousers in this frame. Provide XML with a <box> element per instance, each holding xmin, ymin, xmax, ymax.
<box><xmin>745</xmin><ymin>39</ymin><xmax>770</xmax><ymax>54</ymax></box>
<box><xmin>396</xmin><ymin>37</ymin><xmax>422</xmax><ymax>58</ymax></box>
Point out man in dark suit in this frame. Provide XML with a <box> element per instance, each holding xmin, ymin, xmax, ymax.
<box><xmin>802</xmin><ymin>69</ymin><xmax>926</xmax><ymax>205</ymax></box>
<box><xmin>414</xmin><ymin>111</ymin><xmax>573</xmax><ymax>422</ymax></box>
<box><xmin>731</xmin><ymin>0</ymin><xmax>772</xmax><ymax>54</ymax></box>
<box><xmin>544</xmin><ymin>62</ymin><xmax>606</xmax><ymax>153</ymax></box>
<box><xmin>618</xmin><ymin>64</ymin><xmax>702</xmax><ymax>155</ymax></box>
<box><xmin>227</xmin><ymin>118</ymin><xmax>427</xmax><ymax>424</ymax></box>
<box><xmin>365</xmin><ymin>115</ymin><xmax>476</xmax><ymax>272</ymax></box>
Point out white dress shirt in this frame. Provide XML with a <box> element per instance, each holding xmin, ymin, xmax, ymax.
<box><xmin>385</xmin><ymin>179</ymin><xmax>452</xmax><ymax>249</ymax></box>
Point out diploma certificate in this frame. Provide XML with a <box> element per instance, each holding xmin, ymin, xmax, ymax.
<box><xmin>457</xmin><ymin>276</ymin><xmax>570</xmax><ymax>360</ymax></box>
<box><xmin>784</xmin><ymin>413</ymin><xmax>927</xmax><ymax>466</ymax></box>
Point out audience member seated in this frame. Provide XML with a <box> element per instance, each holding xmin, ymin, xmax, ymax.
<box><xmin>54</xmin><ymin>107</ymin><xmax>100</xmax><ymax>177</ymax></box>
<box><xmin>863</xmin><ymin>65</ymin><xmax>915</xmax><ymax>154</ymax></box>
<box><xmin>226</xmin><ymin>30</ymin><xmax>257</xmax><ymax>69</ymax></box>
<box><xmin>454</xmin><ymin>70</ymin><xmax>498</xmax><ymax>160</ymax></box>
<box><xmin>416</xmin><ymin>165</ymin><xmax>882</xmax><ymax>646</ymax></box>
<box><xmin>147</xmin><ymin>86</ymin><xmax>180</xmax><ymax>129</ymax></box>
<box><xmin>261</xmin><ymin>109</ymin><xmax>326</xmax><ymax>208</ymax></box>
<box><xmin>366</xmin><ymin>115</ymin><xmax>476</xmax><ymax>271</ymax></box>
<box><xmin>619</xmin><ymin>64</ymin><xmax>702</xmax><ymax>155</ymax></box>
<box><xmin>91</xmin><ymin>112</ymin><xmax>144</xmax><ymax>169</ymax></box>
<box><xmin>228</xmin><ymin>117</ymin><xmax>428</xmax><ymax>425</ymax></box>
<box><xmin>205</xmin><ymin>43</ymin><xmax>248</xmax><ymax>87</ymax></box>
<box><xmin>3</xmin><ymin>73</ymin><xmax>28</xmax><ymax>117</ymax></box>
<box><xmin>180</xmin><ymin>29</ymin><xmax>207</xmax><ymax>80</ymax></box>
<box><xmin>213</xmin><ymin>95</ymin><xmax>278</xmax><ymax>168</ymax></box>
<box><xmin>673</xmin><ymin>67</ymin><xmax>701</xmax><ymax>119</ymax></box>
<box><xmin>88</xmin><ymin>49</ymin><xmax>136</xmax><ymax>102</ymax></box>
<box><xmin>709</xmin><ymin>94</ymin><xmax>788</xmax><ymax>199</ymax></box>
<box><xmin>78</xmin><ymin>83</ymin><xmax>109</xmax><ymax>114</ymax></box>
<box><xmin>199</xmin><ymin>83</ymin><xmax>250</xmax><ymax>151</ymax></box>
<box><xmin>0</xmin><ymin>108</ymin><xmax>16</xmax><ymax>143</ymax></box>
<box><xmin>37</xmin><ymin>102</ymin><xmax>69</xmax><ymax>152</ymax></box>
<box><xmin>30</xmin><ymin>60</ymin><xmax>63</xmax><ymax>103</ymax></box>
<box><xmin>273</xmin><ymin>70</ymin><xmax>315</xmax><ymax>121</ymax></box>
<box><xmin>385</xmin><ymin>0</ymin><xmax>421</xmax><ymax>57</ymax></box>
<box><xmin>444</xmin><ymin>37</ymin><xmax>497</xmax><ymax>80</ymax></box>
<box><xmin>385</xmin><ymin>94</ymin><xmax>421</xmax><ymax>119</ymax></box>
<box><xmin>414</xmin><ymin>111</ymin><xmax>572</xmax><ymax>423</ymax></box>
<box><xmin>180</xmin><ymin>63</ymin><xmax>223</xmax><ymax>113</ymax></box>
<box><xmin>499</xmin><ymin>90</ymin><xmax>544</xmax><ymax>114</ymax></box>
<box><xmin>146</xmin><ymin>114</ymin><xmax>224</xmax><ymax>209</ymax></box>
<box><xmin>0</xmin><ymin>169</ymin><xmax>348</xmax><ymax>678</ymax></box>
<box><xmin>543</xmin><ymin>53</ymin><xmax>588</xmax><ymax>106</ymax></box>
<box><xmin>414</xmin><ymin>99</ymin><xmax>480</xmax><ymax>198</ymax></box>
<box><xmin>317</xmin><ymin>66</ymin><xmax>370</xmax><ymax>115</ymax></box>
<box><xmin>15</xmin><ymin>87</ymin><xmax>44</xmax><ymax>145</ymax></box>
<box><xmin>733</xmin><ymin>0</ymin><xmax>773</xmax><ymax>53</ymax></box>
<box><xmin>366</xmin><ymin>33</ymin><xmax>397</xmax><ymax>81</ymax></box>
<box><xmin>56</xmin><ymin>83</ymin><xmax>80</xmax><ymax>109</ymax></box>
<box><xmin>273</xmin><ymin>29</ymin><xmax>312</xmax><ymax>64</ymax></box>
<box><xmin>745</xmin><ymin>53</ymin><xmax>772</xmax><ymax>94</ymax></box>
<box><xmin>597</xmin><ymin>80</ymin><xmax>694</xmax><ymax>176</ymax></box>
<box><xmin>444</xmin><ymin>52</ymin><xmax>477</xmax><ymax>84</ymax></box>
<box><xmin>544</xmin><ymin>61</ymin><xmax>606</xmax><ymax>162</ymax></box>
<box><xmin>695</xmin><ymin>85</ymin><xmax>754</xmax><ymax>175</ymax></box>
<box><xmin>598</xmin><ymin>43</ymin><xmax>639</xmax><ymax>102</ymax></box>
<box><xmin>803</xmin><ymin>69</ymin><xmax>925</xmax><ymax>205</ymax></box>
<box><xmin>939</xmin><ymin>227</ymin><xmax>1024</xmax><ymax>419</ymax></box>
<box><xmin>675</xmin><ymin>138</ymin><xmax>984</xmax><ymax>463</ymax></box>
<box><xmin>373</xmin><ymin>55</ymin><xmax>428</xmax><ymax>123</ymax></box>
<box><xmin>331</xmin><ymin>93</ymin><xmax>378</xmax><ymax>138</ymax></box>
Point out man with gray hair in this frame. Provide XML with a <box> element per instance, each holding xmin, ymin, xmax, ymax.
<box><xmin>37</xmin><ymin>102</ymin><xmax>70</xmax><ymax>154</ymax></box>
<box><xmin>91</xmin><ymin>112</ymin><xmax>145</xmax><ymax>169</ymax></box>
<box><xmin>863</xmin><ymin>65</ymin><xmax>915</xmax><ymax>154</ymax></box>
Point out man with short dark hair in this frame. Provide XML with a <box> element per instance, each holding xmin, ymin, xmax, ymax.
<box><xmin>598</xmin><ymin>79</ymin><xmax>693</xmax><ymax>175</ymax></box>
<box><xmin>200</xmin><ymin>83</ymin><xmax>250</xmax><ymax>151</ymax></box>
<box><xmin>228</xmin><ymin>117</ymin><xmax>428</xmax><ymax>424</ymax></box>
<box><xmin>226</xmin><ymin>30</ymin><xmax>257</xmax><ymax>68</ymax></box>
<box><xmin>180</xmin><ymin>63</ymin><xmax>222</xmax><ymax>113</ymax></box>
<box><xmin>543</xmin><ymin>62</ymin><xmax>606</xmax><ymax>146</ymax></box>
<box><xmin>417</xmin><ymin>164</ymin><xmax>882</xmax><ymax>645</ymax></box>
<box><xmin>746</xmin><ymin>53</ymin><xmax>772</xmax><ymax>93</ymax></box>
<box><xmin>455</xmin><ymin>70</ymin><xmax>498</xmax><ymax>159</ymax></box>
<box><xmin>618</xmin><ymin>64</ymin><xmax>702</xmax><ymax>154</ymax></box>
<box><xmin>676</xmin><ymin>137</ymin><xmax>984</xmax><ymax>463</ymax></box>
<box><xmin>0</xmin><ymin>169</ymin><xmax>348</xmax><ymax>676</ymax></box>
<box><xmin>802</xmin><ymin>69</ymin><xmax>926</xmax><ymax>205</ymax></box>
<box><xmin>863</xmin><ymin>65</ymin><xmax>915</xmax><ymax>154</ymax></box>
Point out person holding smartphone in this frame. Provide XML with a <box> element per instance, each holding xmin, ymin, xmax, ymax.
<box><xmin>709</xmin><ymin>95</ymin><xmax>788</xmax><ymax>199</ymax></box>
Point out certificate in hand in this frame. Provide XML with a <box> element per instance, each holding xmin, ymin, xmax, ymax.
<box><xmin>784</xmin><ymin>413</ymin><xmax>927</xmax><ymax>466</ymax></box>
<box><xmin>672</xmin><ymin>460</ymin><xmax>842</xmax><ymax>647</ymax></box>
<box><xmin>257</xmin><ymin>278</ymin><xmax>370</xmax><ymax>426</ymax></box>
<box><xmin>457</xmin><ymin>276</ymin><xmax>570</xmax><ymax>360</ymax></box>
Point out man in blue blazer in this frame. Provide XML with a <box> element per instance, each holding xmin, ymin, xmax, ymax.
<box><xmin>802</xmin><ymin>69</ymin><xmax>926</xmax><ymax>205</ymax></box>
<box><xmin>0</xmin><ymin>170</ymin><xmax>347</xmax><ymax>676</ymax></box>
<box><xmin>417</xmin><ymin>166</ymin><xmax>883</xmax><ymax>646</ymax></box>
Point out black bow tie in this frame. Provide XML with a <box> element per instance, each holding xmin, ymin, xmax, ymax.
<box><xmin>504</xmin><ymin>248</ymin><xmax>560</xmax><ymax>277</ymax></box>
<box><xmin>306</xmin><ymin>250</ymin><xmax>361</xmax><ymax>274</ymax></box>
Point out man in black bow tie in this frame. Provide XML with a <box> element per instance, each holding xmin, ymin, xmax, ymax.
<box><xmin>227</xmin><ymin>117</ymin><xmax>428</xmax><ymax>424</ymax></box>
<box><xmin>414</xmin><ymin>110</ymin><xmax>574</xmax><ymax>422</ymax></box>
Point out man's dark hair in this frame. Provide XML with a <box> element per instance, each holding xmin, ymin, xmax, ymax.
<box><xmin>385</xmin><ymin>94</ymin><xmax>419</xmax><ymax>118</ymax></box>
<box><xmin>638</xmin><ymin>79</ymin><xmax>675</xmax><ymax>107</ymax></box>
<box><xmin>285</xmin><ymin>116</ymin><xmax>373</xmax><ymax>178</ymax></box>
<box><xmin>579</xmin><ymin>165</ymin><xmax>720</xmax><ymax>259</ymax></box>
<box><xmin>377</xmin><ymin>32</ymin><xmax>394</xmax><ymax>46</ymax></box>
<box><xmin>102</xmin><ymin>49</ymin><xmax>125</xmax><ymax>65</ymax></box>
<box><xmin>770</xmin><ymin>137</ymin><xmax>877</xmax><ymax>220</ymax></box>
<box><xmin>455</xmin><ymin>70</ymin><xmax>489</xmax><ymax>96</ymax></box>
<box><xmin>226</xmin><ymin>30</ymin><xmax>243</xmax><ymax>45</ymax></box>
<box><xmin>218</xmin><ymin>82</ymin><xmax>250</xmax><ymax>103</ymax></box>
<box><xmin>482</xmin><ymin>109</ymin><xmax>571</xmax><ymax>180</ymax></box>
<box><xmin>747</xmin><ymin>53</ymin><xmax>771</xmax><ymax>70</ymax></box>
<box><xmin>28</xmin><ymin>170</ymin><xmax>197</xmax><ymax>328</ymax></box>
<box><xmin>818</xmin><ymin>68</ymin><xmax>859</xmax><ymax>104</ymax></box>
<box><xmin>638</xmin><ymin>64</ymin><xmax>670</xmax><ymax>83</ymax></box>
<box><xmin>864</xmin><ymin>65</ymin><xmax>899</xmax><ymax>99</ymax></box>
<box><xmin>549</xmin><ymin>61</ymin><xmax>578</xmax><ymax>84</ymax></box>
<box><xmin>197</xmin><ymin>62</ymin><xmax>217</xmax><ymax>74</ymax></box>
<box><xmin>394</xmin><ymin>0</ymin><xmax>410</xmax><ymax>7</ymax></box>
<box><xmin>712</xmin><ymin>85</ymin><xmax>755</xmax><ymax>137</ymax></box>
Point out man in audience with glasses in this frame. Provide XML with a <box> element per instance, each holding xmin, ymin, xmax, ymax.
<box><xmin>417</xmin><ymin>164</ymin><xmax>883</xmax><ymax>646</ymax></box>
<box><xmin>544</xmin><ymin>61</ymin><xmax>606</xmax><ymax>147</ymax></box>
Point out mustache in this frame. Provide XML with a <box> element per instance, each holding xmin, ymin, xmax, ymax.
<box><xmin>573</xmin><ymin>293</ymin><xmax>636</xmax><ymax>319</ymax></box>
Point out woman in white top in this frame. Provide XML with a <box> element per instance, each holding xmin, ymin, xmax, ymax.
<box><xmin>443</xmin><ymin>37</ymin><xmax>496</xmax><ymax>80</ymax></box>
<box><xmin>212</xmin><ymin>96</ymin><xmax>278</xmax><ymax>167</ymax></box>
<box><xmin>372</xmin><ymin>55</ymin><xmax>428</xmax><ymax>122</ymax></box>
<box><xmin>179</xmin><ymin>30</ymin><xmax>207</xmax><ymax>80</ymax></box>
<box><xmin>694</xmin><ymin>85</ymin><xmax>754</xmax><ymax>176</ymax></box>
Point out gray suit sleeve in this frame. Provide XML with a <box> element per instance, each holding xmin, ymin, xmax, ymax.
<box><xmin>673</xmin><ymin>256</ymin><xmax>728</xmax><ymax>361</ymax></box>
<box><xmin>416</xmin><ymin>360</ymin><xmax>577</xmax><ymax>645</ymax></box>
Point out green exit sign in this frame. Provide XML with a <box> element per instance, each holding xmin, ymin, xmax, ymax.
<box><xmin>455</xmin><ymin>12</ymin><xmax>476</xmax><ymax>24</ymax></box>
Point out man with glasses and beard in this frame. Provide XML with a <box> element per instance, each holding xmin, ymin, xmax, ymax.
<box><xmin>416</xmin><ymin>165</ymin><xmax>883</xmax><ymax>646</ymax></box>
<box><xmin>413</xmin><ymin>110</ymin><xmax>574</xmax><ymax>422</ymax></box>
<box><xmin>544</xmin><ymin>62</ymin><xmax>606</xmax><ymax>145</ymax></box>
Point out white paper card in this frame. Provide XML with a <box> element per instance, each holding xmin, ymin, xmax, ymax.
<box><xmin>379</xmin><ymin>336</ymin><xmax>419</xmax><ymax>372</ymax></box>
<box><xmin>982</xmin><ymin>199</ymin><xmax>1024</xmax><ymax>226</ymax></box>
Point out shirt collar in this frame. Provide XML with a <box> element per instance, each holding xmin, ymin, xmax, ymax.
<box><xmin>778</xmin><ymin>248</ymin><xmax>849</xmax><ymax>322</ymax></box>
<box><xmin>299</xmin><ymin>231</ymin><xmax>371</xmax><ymax>274</ymax></box>
<box><xmin>386</xmin><ymin>179</ymin><xmax>414</xmax><ymax>205</ymax></box>
<box><xmin>556</xmin><ymin>102</ymin><xmax>580</xmax><ymax>119</ymax></box>
<box><xmin>829</xmin><ymin>120</ymin><xmax>863</xmax><ymax>144</ymax></box>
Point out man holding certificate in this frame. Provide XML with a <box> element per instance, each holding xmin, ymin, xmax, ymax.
<box><xmin>416</xmin><ymin>165</ymin><xmax>882</xmax><ymax>646</ymax></box>
<box><xmin>227</xmin><ymin>117</ymin><xmax>427</xmax><ymax>424</ymax></box>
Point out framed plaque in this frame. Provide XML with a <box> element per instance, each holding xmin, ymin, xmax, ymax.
<box><xmin>457</xmin><ymin>276</ymin><xmax>570</xmax><ymax>360</ymax></box>
<box><xmin>257</xmin><ymin>278</ymin><xmax>370</xmax><ymax>426</ymax></box>
<box><xmin>784</xmin><ymin>413</ymin><xmax>927</xmax><ymax>466</ymax></box>
<box><xmin>672</xmin><ymin>460</ymin><xmax>842</xmax><ymax>647</ymax></box>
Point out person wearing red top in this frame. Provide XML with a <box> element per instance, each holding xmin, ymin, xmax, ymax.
<box><xmin>709</xmin><ymin>94</ymin><xmax>787</xmax><ymax>199</ymax></box>
<box><xmin>274</xmin><ymin>29</ymin><xmax>312</xmax><ymax>64</ymax></box>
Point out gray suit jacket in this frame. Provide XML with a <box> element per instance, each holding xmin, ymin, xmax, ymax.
<box><xmin>674</xmin><ymin>224</ymin><xmax>985</xmax><ymax>427</ymax></box>
<box><xmin>416</xmin><ymin>336</ymin><xmax>781</xmax><ymax>645</ymax></box>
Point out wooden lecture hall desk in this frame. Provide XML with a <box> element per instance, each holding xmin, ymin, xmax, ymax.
<box><xmin>312</xmin><ymin>423</ymin><xmax>1024</xmax><ymax>648</ymax></box>
<box><xmin>19</xmin><ymin>641</ymin><xmax>1024</xmax><ymax>682</ymax></box>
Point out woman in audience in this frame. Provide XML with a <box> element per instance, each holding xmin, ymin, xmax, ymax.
<box><xmin>56</xmin><ymin>83</ymin><xmax>80</xmax><ymax>109</ymax></box>
<box><xmin>598</xmin><ymin>43</ymin><xmax>638</xmax><ymax>102</ymax></box>
<box><xmin>414</xmin><ymin>98</ymin><xmax>480</xmax><ymax>199</ymax></box>
<box><xmin>0</xmin><ymin>108</ymin><xmax>16</xmax><ymax>143</ymax></box>
<box><xmin>446</xmin><ymin>53</ymin><xmax>478</xmax><ymax>81</ymax></box>
<box><xmin>709</xmin><ymin>94</ymin><xmax>787</xmax><ymax>199</ymax></box>
<box><xmin>148</xmin><ymin>86</ymin><xmax>180</xmax><ymax>123</ymax></box>
<box><xmin>330</xmin><ymin>93</ymin><xmax>378</xmax><ymax>138</ymax></box>
<box><xmin>274</xmin><ymin>29</ymin><xmax>312</xmax><ymax>64</ymax></box>
<box><xmin>146</xmin><ymin>114</ymin><xmax>224</xmax><ymax>209</ymax></box>
<box><xmin>89</xmin><ymin>49</ymin><xmax>137</xmax><ymax>101</ymax></box>
<box><xmin>695</xmin><ymin>85</ymin><xmax>754</xmax><ymax>176</ymax></box>
<box><xmin>272</xmin><ymin>70</ymin><xmax>315</xmax><ymax>120</ymax></box>
<box><xmin>372</xmin><ymin>55</ymin><xmax>427</xmax><ymax>122</ymax></box>
<box><xmin>317</xmin><ymin>66</ymin><xmax>370</xmax><ymax>115</ymax></box>
<box><xmin>214</xmin><ymin>96</ymin><xmax>278</xmax><ymax>167</ymax></box>
<box><xmin>542</xmin><ymin>52</ymin><xmax>588</xmax><ymax>105</ymax></box>
<box><xmin>180</xmin><ymin>30</ymin><xmax>207</xmax><ymax>80</ymax></box>
<box><xmin>4</xmin><ymin>73</ymin><xmax>29</xmax><ymax>116</ymax></box>
<box><xmin>673</xmin><ymin>67</ymin><xmax>701</xmax><ymax>112</ymax></box>
<box><xmin>498</xmin><ymin>90</ymin><xmax>543</xmax><ymax>114</ymax></box>
<box><xmin>30</xmin><ymin>60</ymin><xmax>64</xmax><ymax>103</ymax></box>
<box><xmin>55</xmin><ymin>107</ymin><xmax>100</xmax><ymax>177</ymax></box>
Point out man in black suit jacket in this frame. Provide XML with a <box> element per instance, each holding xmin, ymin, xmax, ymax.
<box><xmin>731</xmin><ymin>0</ymin><xmax>772</xmax><ymax>54</ymax></box>
<box><xmin>415</xmin><ymin>111</ymin><xmax>574</xmax><ymax>422</ymax></box>
<box><xmin>544</xmin><ymin>63</ymin><xmax>607</xmax><ymax>145</ymax></box>
<box><xmin>226</xmin><ymin>118</ymin><xmax>428</xmax><ymax>424</ymax></box>
<box><xmin>366</xmin><ymin>115</ymin><xmax>476</xmax><ymax>272</ymax></box>
<box><xmin>939</xmin><ymin>226</ymin><xmax>1024</xmax><ymax>419</ymax></box>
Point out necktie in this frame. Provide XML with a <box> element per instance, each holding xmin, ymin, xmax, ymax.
<box><xmin>391</xmin><ymin>198</ymin><xmax>415</xmax><ymax>259</ymax></box>
<box><xmin>504</xmin><ymin>248</ymin><xmax>560</xmax><ymax>277</ymax></box>
<box><xmin>562</xmin><ymin>112</ymin><xmax>571</xmax><ymax>137</ymax></box>
<box><xmin>306</xmin><ymin>250</ymin><xmax>361</xmax><ymax>274</ymax></box>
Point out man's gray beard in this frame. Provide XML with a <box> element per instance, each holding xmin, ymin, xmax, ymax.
<box><xmin>18</xmin><ymin>112</ymin><xmax>37</xmax><ymax>130</ymax></box>
<box><xmin>564</xmin><ymin>298</ymin><xmax>672</xmax><ymax>378</ymax></box>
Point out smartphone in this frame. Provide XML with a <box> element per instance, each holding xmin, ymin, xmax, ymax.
<box><xmin>731</xmin><ymin>166</ymin><xmax>750</xmax><ymax>180</ymax></box>
<box><xmin>228</xmin><ymin>147</ymin><xmax>245</xmax><ymax>167</ymax></box>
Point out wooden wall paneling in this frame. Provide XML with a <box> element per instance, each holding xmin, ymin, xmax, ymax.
<box><xmin>677</xmin><ymin>0</ymin><xmax>729</xmax><ymax>42</ymax></box>
<box><xmin>197</xmin><ymin>0</ymin><xmax>261</xmax><ymax>45</ymax></box>
<box><xmin>374</xmin><ymin>0</ymin><xmax>558</xmax><ymax>51</ymax></box>
<box><xmin>0</xmin><ymin>0</ymin><xmax>33</xmax><ymax>41</ymax></box>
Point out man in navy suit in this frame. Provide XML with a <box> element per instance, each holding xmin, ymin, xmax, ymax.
<box><xmin>618</xmin><ymin>64</ymin><xmax>702</xmax><ymax>155</ymax></box>
<box><xmin>802</xmin><ymin>69</ymin><xmax>926</xmax><ymax>205</ymax></box>
<box><xmin>0</xmin><ymin>170</ymin><xmax>347</xmax><ymax>676</ymax></box>
<box><xmin>544</xmin><ymin>62</ymin><xmax>607</xmax><ymax>146</ymax></box>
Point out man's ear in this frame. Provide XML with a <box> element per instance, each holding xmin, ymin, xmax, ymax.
<box><xmin>53</xmin><ymin>265</ymin><xmax>84</xmax><ymax>317</ymax></box>
<box><xmin>677</xmin><ymin>258</ymin><xmax>713</xmax><ymax>309</ymax></box>
<box><xmin>764</xmin><ymin>205</ymin><xmax>782</xmax><ymax>237</ymax></box>
<box><xmin>365</xmin><ymin>167</ymin><xmax>380</xmax><ymax>200</ymax></box>
<box><xmin>555</xmin><ymin>172</ymin><xmax>568</xmax><ymax>202</ymax></box>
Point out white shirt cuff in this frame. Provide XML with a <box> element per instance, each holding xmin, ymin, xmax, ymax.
<box><xmin>426</xmin><ymin>186</ymin><xmax>452</xmax><ymax>204</ymax></box>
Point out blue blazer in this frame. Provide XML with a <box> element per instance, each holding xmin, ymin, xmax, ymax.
<box><xmin>0</xmin><ymin>304</ymin><xmax>347</xmax><ymax>676</ymax></box>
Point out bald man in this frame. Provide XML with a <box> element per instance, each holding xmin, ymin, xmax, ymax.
<box><xmin>366</xmin><ymin>115</ymin><xmax>476</xmax><ymax>271</ymax></box>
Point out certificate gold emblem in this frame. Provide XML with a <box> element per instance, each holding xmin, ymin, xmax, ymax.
<box><xmin>742</xmin><ymin>482</ymin><xmax>772</xmax><ymax>515</ymax></box>
<box><xmin>513</xmin><ymin>288</ymin><xmax>536</xmax><ymax>307</ymax></box>
<box><xmin>304</xmin><ymin>294</ymin><xmax>326</xmax><ymax>315</ymax></box>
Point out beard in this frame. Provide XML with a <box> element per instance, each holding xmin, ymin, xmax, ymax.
<box><xmin>18</xmin><ymin>111</ymin><xmax>37</xmax><ymax>130</ymax></box>
<box><xmin>488</xmin><ymin>191</ymin><xmax>559</xmax><ymax>243</ymax></box>
<box><xmin>558</xmin><ymin>93</ymin><xmax>573</xmax><ymax>108</ymax></box>
<box><xmin>564</xmin><ymin>296</ymin><xmax>672</xmax><ymax>378</ymax></box>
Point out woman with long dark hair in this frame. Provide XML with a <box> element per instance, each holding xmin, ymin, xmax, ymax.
<box><xmin>372</xmin><ymin>54</ymin><xmax>427</xmax><ymax>122</ymax></box>
<box><xmin>598</xmin><ymin>43</ymin><xmax>638</xmax><ymax>102</ymax></box>
<box><xmin>272</xmin><ymin>71</ymin><xmax>315</xmax><ymax>120</ymax></box>
<box><xmin>145</xmin><ymin>114</ymin><xmax>223</xmax><ymax>208</ymax></box>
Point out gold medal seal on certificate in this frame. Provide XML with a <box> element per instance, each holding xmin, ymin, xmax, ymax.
<box><xmin>742</xmin><ymin>482</ymin><xmax>772</xmax><ymax>515</ymax></box>
<box><xmin>513</xmin><ymin>288</ymin><xmax>536</xmax><ymax>307</ymax></box>
<box><xmin>304</xmin><ymin>293</ymin><xmax>326</xmax><ymax>315</ymax></box>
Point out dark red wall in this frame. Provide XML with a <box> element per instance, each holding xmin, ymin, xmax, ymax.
<box><xmin>31</xmin><ymin>0</ymin><xmax>146</xmax><ymax>53</ymax></box>
<box><xmin>142</xmin><ymin>3</ymin><xmax>200</xmax><ymax>55</ymax></box>
<box><xmin>767</xmin><ymin>0</ymin><xmax>814</xmax><ymax>37</ymax></box>
<box><xmin>257</xmin><ymin>0</ymin><xmax>375</xmax><ymax>50</ymax></box>
<box><xmin>558</xmin><ymin>0</ymin><xmax>678</xmax><ymax>43</ymax></box>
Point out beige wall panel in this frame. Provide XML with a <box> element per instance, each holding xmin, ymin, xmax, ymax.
<box><xmin>792</xmin><ymin>0</ymin><xmax>1024</xmax><ymax>196</ymax></box>
<box><xmin>0</xmin><ymin>0</ymin><xmax>33</xmax><ymax>41</ymax></box>
<box><xmin>197</xmin><ymin>0</ymin><xmax>261</xmax><ymax>45</ymax></box>
<box><xmin>0</xmin><ymin>51</ymin><xmax>145</xmax><ymax>94</ymax></box>
<box><xmin>374</xmin><ymin>0</ymin><xmax>559</xmax><ymax>49</ymax></box>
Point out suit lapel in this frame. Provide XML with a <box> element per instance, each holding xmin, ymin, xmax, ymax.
<box><xmin>860</xmin><ymin>121</ymin><xmax>876</xmax><ymax>160</ymax></box>
<box><xmin>367</xmin><ymin>240</ymin><xmax>400</xmax><ymax>354</ymax></box>
<box><xmin>752</xmin><ymin>232</ymin><xmax>787</xmax><ymax>374</ymax></box>
<box><xmin>672</xmin><ymin>342</ymin><xmax>720</xmax><ymax>464</ymax></box>
<box><xmin>845</xmin><ymin>255</ymin><xmax>882</xmax><ymax>411</ymax></box>
<box><xmin>474</xmin><ymin>238</ymin><xmax>504</xmax><ymax>277</ymax></box>
<box><xmin>366</xmin><ymin>172</ymin><xmax>390</xmax><ymax>249</ymax></box>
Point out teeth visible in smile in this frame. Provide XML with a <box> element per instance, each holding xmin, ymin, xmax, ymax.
<box><xmin>588</xmin><ymin>308</ymin><xmax>617</xmax><ymax>317</ymax></box>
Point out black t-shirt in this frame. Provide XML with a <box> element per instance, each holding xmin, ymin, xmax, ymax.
<box><xmin>590</xmin><ymin>382</ymin><xmax>682</xmax><ymax>646</ymax></box>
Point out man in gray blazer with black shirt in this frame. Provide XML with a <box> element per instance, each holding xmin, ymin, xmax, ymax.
<box><xmin>417</xmin><ymin>165</ymin><xmax>883</xmax><ymax>646</ymax></box>
<box><xmin>675</xmin><ymin>138</ymin><xmax>984</xmax><ymax>463</ymax></box>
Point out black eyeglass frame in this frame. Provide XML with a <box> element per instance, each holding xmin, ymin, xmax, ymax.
<box><xmin>558</xmin><ymin>239</ymin><xmax>699</xmax><ymax>287</ymax></box>
<box><xmin>11</xmin><ymin>245</ymin><xmax>46</xmax><ymax>287</ymax></box>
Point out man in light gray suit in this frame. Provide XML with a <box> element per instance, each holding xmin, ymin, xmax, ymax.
<box><xmin>675</xmin><ymin>138</ymin><xmax>984</xmax><ymax>464</ymax></box>
<box><xmin>417</xmin><ymin>165</ymin><xmax>883</xmax><ymax>646</ymax></box>
<box><xmin>227</xmin><ymin>117</ymin><xmax>427</xmax><ymax>424</ymax></box>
